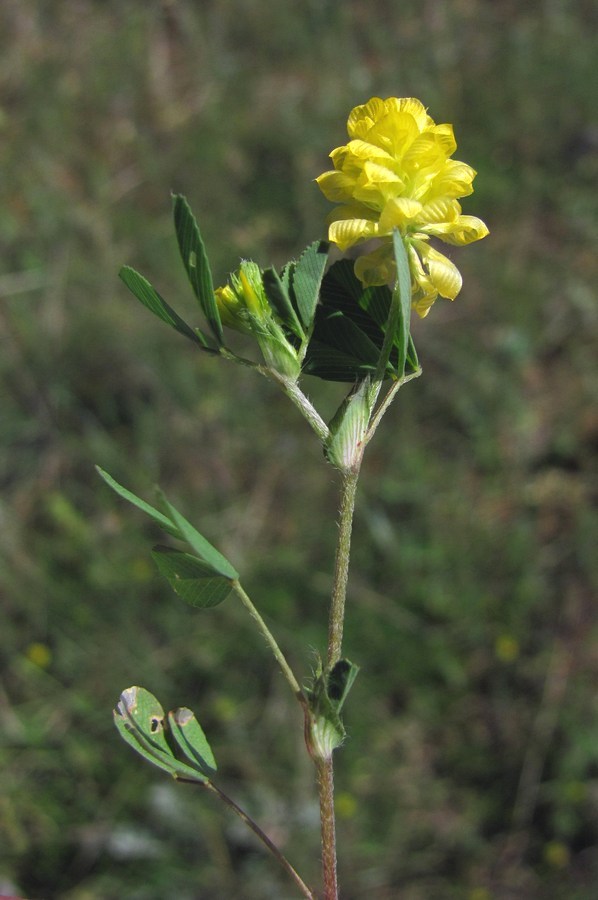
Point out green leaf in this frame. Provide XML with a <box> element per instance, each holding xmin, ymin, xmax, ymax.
<box><xmin>96</xmin><ymin>467</ymin><xmax>238</xmax><ymax>581</ymax></box>
<box><xmin>114</xmin><ymin>686</ymin><xmax>207</xmax><ymax>782</ymax></box>
<box><xmin>304</xmin><ymin>257</ymin><xmax>420</xmax><ymax>382</ymax></box>
<box><xmin>157</xmin><ymin>492</ymin><xmax>238</xmax><ymax>580</ymax></box>
<box><xmin>172</xmin><ymin>194</ymin><xmax>223</xmax><ymax>345</ymax></box>
<box><xmin>168</xmin><ymin>708</ymin><xmax>217</xmax><ymax>773</ymax></box>
<box><xmin>291</xmin><ymin>240</ymin><xmax>329</xmax><ymax>328</ymax></box>
<box><xmin>151</xmin><ymin>547</ymin><xmax>233</xmax><ymax>607</ymax></box>
<box><xmin>262</xmin><ymin>267</ymin><xmax>304</xmax><ymax>339</ymax></box>
<box><xmin>392</xmin><ymin>229</ymin><xmax>412</xmax><ymax>377</ymax></box>
<box><xmin>119</xmin><ymin>266</ymin><xmax>216</xmax><ymax>350</ymax></box>
<box><xmin>302</xmin><ymin>340</ymin><xmax>372</xmax><ymax>382</ymax></box>
<box><xmin>309</xmin><ymin>310</ymin><xmax>382</xmax><ymax>369</ymax></box>
<box><xmin>96</xmin><ymin>467</ymin><xmax>179</xmax><ymax>539</ymax></box>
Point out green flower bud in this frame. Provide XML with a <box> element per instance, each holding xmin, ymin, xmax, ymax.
<box><xmin>215</xmin><ymin>261</ymin><xmax>301</xmax><ymax>379</ymax></box>
<box><xmin>325</xmin><ymin>379</ymin><xmax>372</xmax><ymax>472</ymax></box>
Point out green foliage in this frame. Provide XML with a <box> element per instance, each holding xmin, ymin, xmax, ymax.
<box><xmin>291</xmin><ymin>239</ymin><xmax>329</xmax><ymax>329</ymax></box>
<box><xmin>167</xmin><ymin>707</ymin><xmax>217</xmax><ymax>774</ymax></box>
<box><xmin>151</xmin><ymin>547</ymin><xmax>233</xmax><ymax>608</ymax></box>
<box><xmin>392</xmin><ymin>228</ymin><xmax>414</xmax><ymax>378</ymax></box>
<box><xmin>2</xmin><ymin>2</ymin><xmax>598</xmax><ymax>898</ymax></box>
<box><xmin>119</xmin><ymin>265</ymin><xmax>217</xmax><ymax>350</ymax></box>
<box><xmin>262</xmin><ymin>265</ymin><xmax>306</xmax><ymax>340</ymax></box>
<box><xmin>172</xmin><ymin>194</ymin><xmax>224</xmax><ymax>346</ymax></box>
<box><xmin>304</xmin><ymin>258</ymin><xmax>419</xmax><ymax>382</ymax></box>
<box><xmin>96</xmin><ymin>468</ymin><xmax>237</xmax><ymax>610</ymax></box>
<box><xmin>114</xmin><ymin>686</ymin><xmax>215</xmax><ymax>782</ymax></box>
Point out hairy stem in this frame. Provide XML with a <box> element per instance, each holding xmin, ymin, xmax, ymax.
<box><xmin>313</xmin><ymin>465</ymin><xmax>361</xmax><ymax>900</ymax></box>
<box><xmin>316</xmin><ymin>758</ymin><xmax>338</xmax><ymax>900</ymax></box>
<box><xmin>327</xmin><ymin>466</ymin><xmax>361</xmax><ymax>667</ymax></box>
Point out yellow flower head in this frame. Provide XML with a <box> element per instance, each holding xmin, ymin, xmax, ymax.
<box><xmin>316</xmin><ymin>97</ymin><xmax>489</xmax><ymax>316</ymax></box>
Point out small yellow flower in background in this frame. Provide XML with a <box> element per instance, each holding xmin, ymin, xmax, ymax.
<box><xmin>317</xmin><ymin>97</ymin><xmax>489</xmax><ymax>317</ymax></box>
<box><xmin>495</xmin><ymin>633</ymin><xmax>520</xmax><ymax>663</ymax></box>
<box><xmin>336</xmin><ymin>791</ymin><xmax>358</xmax><ymax>820</ymax></box>
<box><xmin>543</xmin><ymin>840</ymin><xmax>570</xmax><ymax>869</ymax></box>
<box><xmin>26</xmin><ymin>642</ymin><xmax>52</xmax><ymax>669</ymax></box>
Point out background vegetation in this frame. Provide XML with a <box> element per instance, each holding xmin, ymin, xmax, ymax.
<box><xmin>1</xmin><ymin>1</ymin><xmax>597</xmax><ymax>897</ymax></box>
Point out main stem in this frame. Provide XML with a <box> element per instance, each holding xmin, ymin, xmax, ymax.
<box><xmin>327</xmin><ymin>466</ymin><xmax>361</xmax><ymax>667</ymax></box>
<box><xmin>316</xmin><ymin>757</ymin><xmax>338</xmax><ymax>900</ymax></box>
<box><xmin>318</xmin><ymin>464</ymin><xmax>362</xmax><ymax>900</ymax></box>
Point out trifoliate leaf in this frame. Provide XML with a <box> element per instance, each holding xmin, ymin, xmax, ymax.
<box><xmin>304</xmin><ymin>258</ymin><xmax>419</xmax><ymax>382</ymax></box>
<box><xmin>96</xmin><ymin>468</ymin><xmax>238</xmax><ymax>582</ymax></box>
<box><xmin>114</xmin><ymin>686</ymin><xmax>207</xmax><ymax>781</ymax></box>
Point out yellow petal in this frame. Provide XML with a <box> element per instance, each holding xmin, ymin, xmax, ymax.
<box><xmin>412</xmin><ymin>293</ymin><xmax>438</xmax><ymax>318</ymax></box>
<box><xmin>402</xmin><ymin>131</ymin><xmax>447</xmax><ymax>175</ymax></box>
<box><xmin>328</xmin><ymin>215</ymin><xmax>379</xmax><ymax>250</ymax></box>
<box><xmin>433</xmin><ymin>215</ymin><xmax>490</xmax><ymax>246</ymax></box>
<box><xmin>428</xmin><ymin>123</ymin><xmax>457</xmax><ymax>157</ymax></box>
<box><xmin>378</xmin><ymin>197</ymin><xmax>423</xmax><ymax>233</ymax></box>
<box><xmin>385</xmin><ymin>97</ymin><xmax>432</xmax><ymax>131</ymax></box>
<box><xmin>417</xmin><ymin>197</ymin><xmax>461</xmax><ymax>226</ymax></box>
<box><xmin>334</xmin><ymin>139</ymin><xmax>395</xmax><ymax>166</ymax></box>
<box><xmin>366</xmin><ymin>110</ymin><xmax>420</xmax><ymax>157</ymax></box>
<box><xmin>347</xmin><ymin>97</ymin><xmax>387</xmax><ymax>138</ymax></box>
<box><xmin>420</xmin><ymin>245</ymin><xmax>463</xmax><ymax>300</ymax></box>
<box><xmin>316</xmin><ymin>170</ymin><xmax>358</xmax><ymax>203</ymax></box>
<box><xmin>408</xmin><ymin>244</ymin><xmax>438</xmax><ymax>317</ymax></box>
<box><xmin>326</xmin><ymin>202</ymin><xmax>379</xmax><ymax>225</ymax></box>
<box><xmin>352</xmin><ymin>161</ymin><xmax>405</xmax><ymax>207</ymax></box>
<box><xmin>427</xmin><ymin>159</ymin><xmax>476</xmax><ymax>200</ymax></box>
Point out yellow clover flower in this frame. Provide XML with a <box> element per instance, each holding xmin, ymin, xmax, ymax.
<box><xmin>316</xmin><ymin>97</ymin><xmax>489</xmax><ymax>317</ymax></box>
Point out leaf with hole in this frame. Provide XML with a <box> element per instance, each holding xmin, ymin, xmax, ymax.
<box><xmin>114</xmin><ymin>686</ymin><xmax>206</xmax><ymax>781</ymax></box>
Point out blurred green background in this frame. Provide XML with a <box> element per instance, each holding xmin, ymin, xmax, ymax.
<box><xmin>1</xmin><ymin>1</ymin><xmax>597</xmax><ymax>898</ymax></box>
